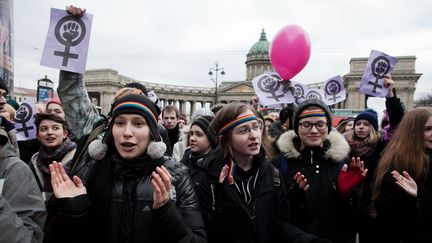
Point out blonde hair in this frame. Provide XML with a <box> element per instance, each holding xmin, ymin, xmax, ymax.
<box><xmin>2</xmin><ymin>103</ymin><xmax>16</xmax><ymax>121</ymax></box>
<box><xmin>347</xmin><ymin>121</ymin><xmax>381</xmax><ymax>146</ymax></box>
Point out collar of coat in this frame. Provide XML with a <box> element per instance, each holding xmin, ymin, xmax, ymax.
<box><xmin>277</xmin><ymin>130</ymin><xmax>350</xmax><ymax>162</ymax></box>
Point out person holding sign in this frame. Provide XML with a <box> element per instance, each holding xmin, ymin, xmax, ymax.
<box><xmin>371</xmin><ymin>107</ymin><xmax>432</xmax><ymax>242</ymax></box>
<box><xmin>44</xmin><ymin>94</ymin><xmax>206</xmax><ymax>243</ymax></box>
<box><xmin>196</xmin><ymin>103</ymin><xmax>328</xmax><ymax>243</ymax></box>
<box><xmin>342</xmin><ymin>76</ymin><xmax>405</xmax><ymax>243</ymax></box>
<box><xmin>55</xmin><ymin>6</ymin><xmax>172</xmax><ymax>157</ymax></box>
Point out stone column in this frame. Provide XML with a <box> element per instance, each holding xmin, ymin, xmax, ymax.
<box><xmin>190</xmin><ymin>101</ymin><xmax>196</xmax><ymax>117</ymax></box>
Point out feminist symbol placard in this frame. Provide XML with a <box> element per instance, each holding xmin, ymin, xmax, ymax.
<box><xmin>305</xmin><ymin>89</ymin><xmax>324</xmax><ymax>101</ymax></box>
<box><xmin>291</xmin><ymin>82</ymin><xmax>308</xmax><ymax>99</ymax></box>
<box><xmin>53</xmin><ymin>16</ymin><xmax>86</xmax><ymax>66</ymax></box>
<box><xmin>252</xmin><ymin>72</ymin><xmax>294</xmax><ymax>105</ymax></box>
<box><xmin>359</xmin><ymin>50</ymin><xmax>398</xmax><ymax>98</ymax></box>
<box><xmin>324</xmin><ymin>75</ymin><xmax>346</xmax><ymax>105</ymax></box>
<box><xmin>257</xmin><ymin>73</ymin><xmax>284</xmax><ymax>101</ymax></box>
<box><xmin>41</xmin><ymin>8</ymin><xmax>93</xmax><ymax>74</ymax></box>
<box><xmin>14</xmin><ymin>100</ymin><xmax>36</xmax><ymax>141</ymax></box>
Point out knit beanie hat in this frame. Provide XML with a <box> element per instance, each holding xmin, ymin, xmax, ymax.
<box><xmin>93</xmin><ymin>94</ymin><xmax>166</xmax><ymax>160</ymax></box>
<box><xmin>191</xmin><ymin>115</ymin><xmax>217</xmax><ymax>148</ymax></box>
<box><xmin>191</xmin><ymin>108</ymin><xmax>215</xmax><ymax>122</ymax></box>
<box><xmin>110</xmin><ymin>94</ymin><xmax>161</xmax><ymax>141</ymax></box>
<box><xmin>292</xmin><ymin>99</ymin><xmax>332</xmax><ymax>135</ymax></box>
<box><xmin>0</xmin><ymin>77</ymin><xmax>8</xmax><ymax>93</ymax></box>
<box><xmin>46</xmin><ymin>98</ymin><xmax>62</xmax><ymax>108</ymax></box>
<box><xmin>354</xmin><ymin>109</ymin><xmax>378</xmax><ymax>131</ymax></box>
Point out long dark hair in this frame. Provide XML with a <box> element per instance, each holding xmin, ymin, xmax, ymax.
<box><xmin>371</xmin><ymin>107</ymin><xmax>432</xmax><ymax>215</ymax></box>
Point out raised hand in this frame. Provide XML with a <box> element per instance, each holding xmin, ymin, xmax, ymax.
<box><xmin>151</xmin><ymin>166</ymin><xmax>172</xmax><ymax>209</ymax></box>
<box><xmin>345</xmin><ymin>157</ymin><xmax>368</xmax><ymax>177</ymax></box>
<box><xmin>66</xmin><ymin>5</ymin><xmax>86</xmax><ymax>17</ymax></box>
<box><xmin>294</xmin><ymin>172</ymin><xmax>309</xmax><ymax>191</ymax></box>
<box><xmin>391</xmin><ymin>170</ymin><xmax>417</xmax><ymax>197</ymax></box>
<box><xmin>49</xmin><ymin>161</ymin><xmax>87</xmax><ymax>198</ymax></box>
<box><xmin>338</xmin><ymin>157</ymin><xmax>368</xmax><ymax>196</ymax></box>
<box><xmin>384</xmin><ymin>75</ymin><xmax>394</xmax><ymax>97</ymax></box>
<box><xmin>219</xmin><ymin>165</ymin><xmax>234</xmax><ymax>185</ymax></box>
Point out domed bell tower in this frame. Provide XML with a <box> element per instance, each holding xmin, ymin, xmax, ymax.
<box><xmin>245</xmin><ymin>29</ymin><xmax>273</xmax><ymax>81</ymax></box>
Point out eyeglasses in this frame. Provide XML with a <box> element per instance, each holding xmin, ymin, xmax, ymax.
<box><xmin>234</xmin><ymin>119</ymin><xmax>263</xmax><ymax>135</ymax></box>
<box><xmin>0</xmin><ymin>91</ymin><xmax>8</xmax><ymax>99</ymax></box>
<box><xmin>299</xmin><ymin>121</ymin><xmax>328</xmax><ymax>130</ymax></box>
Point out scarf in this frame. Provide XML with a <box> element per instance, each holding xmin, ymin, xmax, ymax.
<box><xmin>112</xmin><ymin>152</ymin><xmax>162</xmax><ymax>181</ymax></box>
<box><xmin>346</xmin><ymin>135</ymin><xmax>377</xmax><ymax>157</ymax></box>
<box><xmin>36</xmin><ymin>137</ymin><xmax>77</xmax><ymax>192</ymax></box>
<box><xmin>167</xmin><ymin>124</ymin><xmax>180</xmax><ymax>149</ymax></box>
<box><xmin>112</xmin><ymin>152</ymin><xmax>163</xmax><ymax>243</ymax></box>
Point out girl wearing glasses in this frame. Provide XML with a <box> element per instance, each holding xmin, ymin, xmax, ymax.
<box><xmin>274</xmin><ymin>99</ymin><xmax>356</xmax><ymax>243</ymax></box>
<box><xmin>196</xmin><ymin>103</ymin><xmax>328</xmax><ymax>243</ymax></box>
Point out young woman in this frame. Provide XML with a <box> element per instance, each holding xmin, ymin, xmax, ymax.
<box><xmin>197</xmin><ymin>103</ymin><xmax>326</xmax><ymax>243</ymax></box>
<box><xmin>372</xmin><ymin>107</ymin><xmax>432</xmax><ymax>242</ymax></box>
<box><xmin>44</xmin><ymin>94</ymin><xmax>206</xmax><ymax>243</ymax></box>
<box><xmin>30</xmin><ymin>113</ymin><xmax>77</xmax><ymax>201</ymax></box>
<box><xmin>274</xmin><ymin>99</ymin><xmax>356</xmax><ymax>243</ymax></box>
<box><xmin>180</xmin><ymin>115</ymin><xmax>216</xmax><ymax>186</ymax></box>
<box><xmin>343</xmin><ymin>77</ymin><xmax>405</xmax><ymax>242</ymax></box>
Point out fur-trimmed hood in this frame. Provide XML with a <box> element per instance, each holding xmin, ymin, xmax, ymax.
<box><xmin>277</xmin><ymin>130</ymin><xmax>350</xmax><ymax>162</ymax></box>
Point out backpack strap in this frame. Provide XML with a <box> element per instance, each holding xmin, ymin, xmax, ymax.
<box><xmin>70</xmin><ymin>124</ymin><xmax>106</xmax><ymax>174</ymax></box>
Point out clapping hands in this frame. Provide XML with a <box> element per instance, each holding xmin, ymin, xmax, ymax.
<box><xmin>50</xmin><ymin>161</ymin><xmax>87</xmax><ymax>199</ymax></box>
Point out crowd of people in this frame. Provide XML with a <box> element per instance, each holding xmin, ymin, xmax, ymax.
<box><xmin>1</xmin><ymin>5</ymin><xmax>432</xmax><ymax>243</ymax></box>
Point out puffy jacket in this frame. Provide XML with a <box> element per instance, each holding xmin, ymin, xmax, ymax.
<box><xmin>44</xmin><ymin>151</ymin><xmax>206</xmax><ymax>243</ymax></box>
<box><xmin>0</xmin><ymin>128</ymin><xmax>46</xmax><ymax>243</ymax></box>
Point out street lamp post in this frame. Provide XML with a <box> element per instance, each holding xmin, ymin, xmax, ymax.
<box><xmin>208</xmin><ymin>62</ymin><xmax>225</xmax><ymax>105</ymax></box>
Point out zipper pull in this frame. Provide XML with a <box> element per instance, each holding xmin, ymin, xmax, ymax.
<box><xmin>310</xmin><ymin>150</ymin><xmax>313</xmax><ymax>164</ymax></box>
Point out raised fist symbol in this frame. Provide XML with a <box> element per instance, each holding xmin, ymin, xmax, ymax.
<box><xmin>62</xmin><ymin>22</ymin><xmax>80</xmax><ymax>41</ymax></box>
<box><xmin>375</xmin><ymin>60</ymin><xmax>388</xmax><ymax>75</ymax></box>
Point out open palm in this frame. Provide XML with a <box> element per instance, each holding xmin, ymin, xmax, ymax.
<box><xmin>50</xmin><ymin>161</ymin><xmax>87</xmax><ymax>198</ymax></box>
<box><xmin>391</xmin><ymin>170</ymin><xmax>417</xmax><ymax>197</ymax></box>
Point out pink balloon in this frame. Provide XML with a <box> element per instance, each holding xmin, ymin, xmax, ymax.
<box><xmin>270</xmin><ymin>25</ymin><xmax>311</xmax><ymax>80</ymax></box>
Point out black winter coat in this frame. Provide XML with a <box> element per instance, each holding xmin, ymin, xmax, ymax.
<box><xmin>197</xmin><ymin>148</ymin><xmax>318</xmax><ymax>243</ymax></box>
<box><xmin>374</xmin><ymin>153</ymin><xmax>432</xmax><ymax>243</ymax></box>
<box><xmin>275</xmin><ymin>130</ymin><xmax>352</xmax><ymax>243</ymax></box>
<box><xmin>44</xmin><ymin>153</ymin><xmax>206</xmax><ymax>243</ymax></box>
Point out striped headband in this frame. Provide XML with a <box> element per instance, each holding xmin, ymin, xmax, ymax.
<box><xmin>113</xmin><ymin>101</ymin><xmax>158</xmax><ymax>125</ymax></box>
<box><xmin>298</xmin><ymin>109</ymin><xmax>327</xmax><ymax>120</ymax></box>
<box><xmin>219</xmin><ymin>114</ymin><xmax>257</xmax><ymax>134</ymax></box>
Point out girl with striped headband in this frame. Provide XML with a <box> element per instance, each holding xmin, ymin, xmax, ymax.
<box><xmin>44</xmin><ymin>93</ymin><xmax>207</xmax><ymax>243</ymax></box>
<box><xmin>195</xmin><ymin>102</ymin><xmax>326</xmax><ymax>243</ymax></box>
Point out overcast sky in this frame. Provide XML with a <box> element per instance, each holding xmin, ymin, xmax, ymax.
<box><xmin>12</xmin><ymin>0</ymin><xmax>432</xmax><ymax>100</ymax></box>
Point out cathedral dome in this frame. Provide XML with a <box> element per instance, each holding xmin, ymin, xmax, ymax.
<box><xmin>247</xmin><ymin>29</ymin><xmax>270</xmax><ymax>57</ymax></box>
